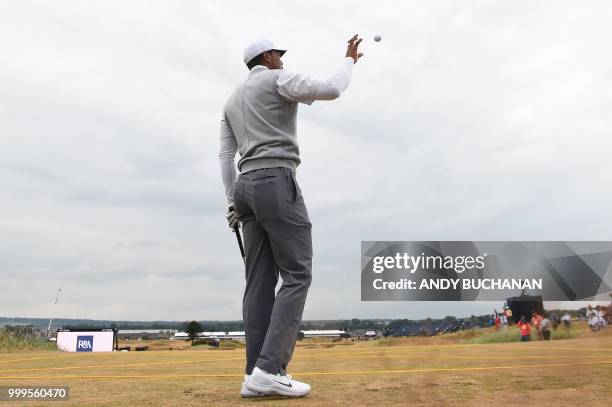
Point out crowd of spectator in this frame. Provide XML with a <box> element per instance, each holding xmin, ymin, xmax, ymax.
<box><xmin>586</xmin><ymin>305</ymin><xmax>608</xmax><ymax>331</ymax></box>
<box><xmin>490</xmin><ymin>303</ymin><xmax>610</xmax><ymax>341</ymax></box>
<box><xmin>509</xmin><ymin>305</ymin><xmax>609</xmax><ymax>341</ymax></box>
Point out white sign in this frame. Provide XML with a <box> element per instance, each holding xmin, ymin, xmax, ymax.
<box><xmin>56</xmin><ymin>331</ymin><xmax>114</xmax><ymax>352</ymax></box>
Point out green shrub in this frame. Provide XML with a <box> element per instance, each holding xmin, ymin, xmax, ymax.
<box><xmin>0</xmin><ymin>329</ymin><xmax>58</xmax><ymax>352</ymax></box>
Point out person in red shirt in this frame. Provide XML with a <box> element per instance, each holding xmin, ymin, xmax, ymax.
<box><xmin>517</xmin><ymin>315</ymin><xmax>531</xmax><ymax>341</ymax></box>
<box><xmin>531</xmin><ymin>311</ymin><xmax>544</xmax><ymax>340</ymax></box>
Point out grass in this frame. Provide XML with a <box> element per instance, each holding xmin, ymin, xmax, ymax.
<box><xmin>0</xmin><ymin>322</ymin><xmax>610</xmax><ymax>406</ymax></box>
<box><xmin>118</xmin><ymin>339</ymin><xmax>246</xmax><ymax>351</ymax></box>
<box><xmin>0</xmin><ymin>329</ymin><xmax>57</xmax><ymax>352</ymax></box>
<box><xmin>375</xmin><ymin>323</ymin><xmax>590</xmax><ymax>346</ymax></box>
<box><xmin>458</xmin><ymin>326</ymin><xmax>582</xmax><ymax>344</ymax></box>
<box><xmin>217</xmin><ymin>339</ymin><xmax>245</xmax><ymax>349</ymax></box>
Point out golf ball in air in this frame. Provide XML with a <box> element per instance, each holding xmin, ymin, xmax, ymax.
<box><xmin>373</xmin><ymin>34</ymin><xmax>382</xmax><ymax>42</ymax></box>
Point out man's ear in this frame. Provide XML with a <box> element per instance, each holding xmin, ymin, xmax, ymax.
<box><xmin>262</xmin><ymin>50</ymin><xmax>271</xmax><ymax>64</ymax></box>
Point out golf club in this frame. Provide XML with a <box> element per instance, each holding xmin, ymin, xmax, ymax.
<box><xmin>234</xmin><ymin>225</ymin><xmax>246</xmax><ymax>265</ymax></box>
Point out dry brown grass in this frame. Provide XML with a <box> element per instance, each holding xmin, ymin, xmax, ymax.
<box><xmin>118</xmin><ymin>339</ymin><xmax>193</xmax><ymax>351</ymax></box>
<box><xmin>0</xmin><ymin>322</ymin><xmax>610</xmax><ymax>406</ymax></box>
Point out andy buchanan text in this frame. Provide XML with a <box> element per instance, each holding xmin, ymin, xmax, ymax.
<box><xmin>373</xmin><ymin>278</ymin><xmax>542</xmax><ymax>291</ymax></box>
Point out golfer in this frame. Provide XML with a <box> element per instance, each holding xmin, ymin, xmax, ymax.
<box><xmin>219</xmin><ymin>35</ymin><xmax>363</xmax><ymax>398</ymax></box>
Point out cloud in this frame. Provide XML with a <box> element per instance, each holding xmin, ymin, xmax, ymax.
<box><xmin>1</xmin><ymin>0</ymin><xmax>610</xmax><ymax>321</ymax></box>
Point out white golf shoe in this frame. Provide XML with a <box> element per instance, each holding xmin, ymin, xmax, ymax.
<box><xmin>246</xmin><ymin>367</ymin><xmax>311</xmax><ymax>397</ymax></box>
<box><xmin>240</xmin><ymin>374</ymin><xmax>266</xmax><ymax>398</ymax></box>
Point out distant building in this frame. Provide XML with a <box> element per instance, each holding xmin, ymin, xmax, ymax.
<box><xmin>226</xmin><ymin>331</ymin><xmax>246</xmax><ymax>339</ymax></box>
<box><xmin>172</xmin><ymin>331</ymin><xmax>244</xmax><ymax>340</ymax></box>
<box><xmin>301</xmin><ymin>330</ymin><xmax>346</xmax><ymax>338</ymax></box>
<box><xmin>172</xmin><ymin>330</ymin><xmax>347</xmax><ymax>341</ymax></box>
<box><xmin>118</xmin><ymin>330</ymin><xmax>177</xmax><ymax>340</ymax></box>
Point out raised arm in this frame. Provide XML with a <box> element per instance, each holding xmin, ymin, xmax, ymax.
<box><xmin>277</xmin><ymin>34</ymin><xmax>364</xmax><ymax>104</ymax></box>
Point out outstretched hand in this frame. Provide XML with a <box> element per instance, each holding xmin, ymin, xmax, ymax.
<box><xmin>345</xmin><ymin>34</ymin><xmax>364</xmax><ymax>63</ymax></box>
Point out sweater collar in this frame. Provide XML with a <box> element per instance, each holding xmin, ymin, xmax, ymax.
<box><xmin>250</xmin><ymin>65</ymin><xmax>269</xmax><ymax>72</ymax></box>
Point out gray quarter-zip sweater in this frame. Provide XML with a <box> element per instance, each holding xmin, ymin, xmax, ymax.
<box><xmin>224</xmin><ymin>67</ymin><xmax>300</xmax><ymax>173</ymax></box>
<box><xmin>219</xmin><ymin>59</ymin><xmax>354</xmax><ymax>204</ymax></box>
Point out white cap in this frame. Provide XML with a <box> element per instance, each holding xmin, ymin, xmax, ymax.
<box><xmin>243</xmin><ymin>38</ymin><xmax>286</xmax><ymax>65</ymax></box>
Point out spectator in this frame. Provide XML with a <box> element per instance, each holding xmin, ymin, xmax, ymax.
<box><xmin>531</xmin><ymin>311</ymin><xmax>544</xmax><ymax>340</ymax></box>
<box><xmin>586</xmin><ymin>305</ymin><xmax>596</xmax><ymax>320</ymax></box>
<box><xmin>588</xmin><ymin>309</ymin><xmax>600</xmax><ymax>331</ymax></box>
<box><xmin>540</xmin><ymin>314</ymin><xmax>552</xmax><ymax>340</ymax></box>
<box><xmin>596</xmin><ymin>306</ymin><xmax>607</xmax><ymax>329</ymax></box>
<box><xmin>517</xmin><ymin>316</ymin><xmax>531</xmax><ymax>341</ymax></box>
<box><xmin>500</xmin><ymin>314</ymin><xmax>508</xmax><ymax>330</ymax></box>
<box><xmin>550</xmin><ymin>312</ymin><xmax>559</xmax><ymax>330</ymax></box>
<box><xmin>504</xmin><ymin>306</ymin><xmax>513</xmax><ymax>325</ymax></box>
<box><xmin>561</xmin><ymin>313</ymin><xmax>571</xmax><ymax>331</ymax></box>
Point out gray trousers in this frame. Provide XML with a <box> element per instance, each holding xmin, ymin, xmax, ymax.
<box><xmin>233</xmin><ymin>167</ymin><xmax>312</xmax><ymax>375</ymax></box>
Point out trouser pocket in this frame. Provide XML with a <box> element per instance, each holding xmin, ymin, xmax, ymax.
<box><xmin>286</xmin><ymin>172</ymin><xmax>301</xmax><ymax>204</ymax></box>
<box><xmin>254</xmin><ymin>176</ymin><xmax>280</xmax><ymax>221</ymax></box>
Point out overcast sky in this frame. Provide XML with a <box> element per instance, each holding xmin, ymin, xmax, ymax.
<box><xmin>1</xmin><ymin>1</ymin><xmax>611</xmax><ymax>322</ymax></box>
